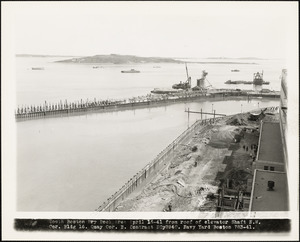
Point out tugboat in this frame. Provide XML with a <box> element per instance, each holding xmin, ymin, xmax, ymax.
<box><xmin>172</xmin><ymin>63</ymin><xmax>191</xmax><ymax>90</ymax></box>
<box><xmin>121</xmin><ymin>69</ymin><xmax>140</xmax><ymax>73</ymax></box>
<box><xmin>253</xmin><ymin>71</ymin><xmax>264</xmax><ymax>85</ymax></box>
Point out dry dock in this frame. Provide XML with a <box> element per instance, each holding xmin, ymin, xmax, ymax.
<box><xmin>97</xmin><ymin>107</ymin><xmax>280</xmax><ymax>212</ymax></box>
<box><xmin>15</xmin><ymin>90</ymin><xmax>279</xmax><ymax>121</ymax></box>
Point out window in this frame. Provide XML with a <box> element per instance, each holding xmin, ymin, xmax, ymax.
<box><xmin>264</xmin><ymin>166</ymin><xmax>268</xmax><ymax>170</ymax></box>
<box><xmin>270</xmin><ymin>167</ymin><xmax>275</xmax><ymax>171</ymax></box>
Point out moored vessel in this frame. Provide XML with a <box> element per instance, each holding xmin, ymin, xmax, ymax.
<box><xmin>121</xmin><ymin>69</ymin><xmax>140</xmax><ymax>73</ymax></box>
<box><xmin>225</xmin><ymin>80</ymin><xmax>252</xmax><ymax>85</ymax></box>
<box><xmin>150</xmin><ymin>88</ymin><xmax>181</xmax><ymax>94</ymax></box>
<box><xmin>32</xmin><ymin>67</ymin><xmax>44</xmax><ymax>70</ymax></box>
<box><xmin>253</xmin><ymin>71</ymin><xmax>264</xmax><ymax>85</ymax></box>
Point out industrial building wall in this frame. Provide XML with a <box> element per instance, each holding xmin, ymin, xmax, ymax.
<box><xmin>253</xmin><ymin>161</ymin><xmax>285</xmax><ymax>173</ymax></box>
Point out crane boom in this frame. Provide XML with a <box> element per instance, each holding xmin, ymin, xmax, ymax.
<box><xmin>185</xmin><ymin>63</ymin><xmax>189</xmax><ymax>79</ymax></box>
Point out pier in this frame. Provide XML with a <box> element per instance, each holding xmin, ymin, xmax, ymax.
<box><xmin>15</xmin><ymin>89</ymin><xmax>280</xmax><ymax>121</ymax></box>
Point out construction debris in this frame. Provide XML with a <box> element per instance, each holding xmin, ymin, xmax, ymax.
<box><xmin>114</xmin><ymin>110</ymin><xmax>280</xmax><ymax>212</ymax></box>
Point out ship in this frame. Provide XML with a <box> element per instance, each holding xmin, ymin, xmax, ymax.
<box><xmin>32</xmin><ymin>67</ymin><xmax>44</xmax><ymax>70</ymax></box>
<box><xmin>253</xmin><ymin>71</ymin><xmax>264</xmax><ymax>85</ymax></box>
<box><xmin>225</xmin><ymin>79</ymin><xmax>269</xmax><ymax>85</ymax></box>
<box><xmin>121</xmin><ymin>69</ymin><xmax>140</xmax><ymax>73</ymax></box>
<box><xmin>225</xmin><ymin>80</ymin><xmax>252</xmax><ymax>85</ymax></box>
<box><xmin>172</xmin><ymin>63</ymin><xmax>191</xmax><ymax>90</ymax></box>
<box><xmin>151</xmin><ymin>88</ymin><xmax>181</xmax><ymax>94</ymax></box>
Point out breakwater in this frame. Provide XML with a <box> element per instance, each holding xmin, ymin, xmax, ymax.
<box><xmin>15</xmin><ymin>90</ymin><xmax>279</xmax><ymax>121</ymax></box>
<box><xmin>96</xmin><ymin>115</ymin><xmax>226</xmax><ymax>212</ymax></box>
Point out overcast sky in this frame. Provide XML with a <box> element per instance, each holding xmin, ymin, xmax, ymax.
<box><xmin>5</xmin><ymin>2</ymin><xmax>298</xmax><ymax>59</ymax></box>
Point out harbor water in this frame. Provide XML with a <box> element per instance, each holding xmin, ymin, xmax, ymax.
<box><xmin>16</xmin><ymin>57</ymin><xmax>283</xmax><ymax>211</ymax></box>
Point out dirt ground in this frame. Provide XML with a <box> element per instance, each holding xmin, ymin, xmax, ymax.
<box><xmin>115</xmin><ymin>110</ymin><xmax>280</xmax><ymax>212</ymax></box>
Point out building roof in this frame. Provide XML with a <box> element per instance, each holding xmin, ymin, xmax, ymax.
<box><xmin>250</xmin><ymin>170</ymin><xmax>288</xmax><ymax>211</ymax></box>
<box><xmin>257</xmin><ymin>122</ymin><xmax>284</xmax><ymax>164</ymax></box>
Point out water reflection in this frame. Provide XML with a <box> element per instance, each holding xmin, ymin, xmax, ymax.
<box><xmin>17</xmin><ymin>98</ymin><xmax>279</xmax><ymax>211</ymax></box>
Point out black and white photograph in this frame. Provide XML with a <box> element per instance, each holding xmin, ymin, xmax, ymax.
<box><xmin>2</xmin><ymin>1</ymin><xmax>299</xmax><ymax>240</ymax></box>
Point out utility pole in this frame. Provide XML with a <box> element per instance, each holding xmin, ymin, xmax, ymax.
<box><xmin>188</xmin><ymin>107</ymin><xmax>190</xmax><ymax>128</ymax></box>
<box><xmin>213</xmin><ymin>110</ymin><xmax>216</xmax><ymax>123</ymax></box>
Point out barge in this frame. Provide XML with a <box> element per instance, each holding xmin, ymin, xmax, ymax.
<box><xmin>121</xmin><ymin>69</ymin><xmax>140</xmax><ymax>73</ymax></box>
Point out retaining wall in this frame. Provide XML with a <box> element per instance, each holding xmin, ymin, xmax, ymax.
<box><xmin>96</xmin><ymin>116</ymin><xmax>225</xmax><ymax>212</ymax></box>
<box><xmin>96</xmin><ymin>106</ymin><xmax>279</xmax><ymax>212</ymax></box>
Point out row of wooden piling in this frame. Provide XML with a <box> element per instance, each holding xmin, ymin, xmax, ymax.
<box><xmin>15</xmin><ymin>91</ymin><xmax>279</xmax><ymax>120</ymax></box>
<box><xmin>15</xmin><ymin>92</ymin><xmax>208</xmax><ymax>120</ymax></box>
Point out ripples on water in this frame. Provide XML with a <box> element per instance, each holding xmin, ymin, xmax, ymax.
<box><xmin>16</xmin><ymin>57</ymin><xmax>283</xmax><ymax>211</ymax></box>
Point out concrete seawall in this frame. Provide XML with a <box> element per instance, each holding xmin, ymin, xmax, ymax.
<box><xmin>96</xmin><ymin>116</ymin><xmax>225</xmax><ymax>212</ymax></box>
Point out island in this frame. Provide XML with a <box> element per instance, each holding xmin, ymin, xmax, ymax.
<box><xmin>55</xmin><ymin>54</ymin><xmax>183</xmax><ymax>64</ymax></box>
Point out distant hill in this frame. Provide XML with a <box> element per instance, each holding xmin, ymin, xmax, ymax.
<box><xmin>56</xmin><ymin>54</ymin><xmax>183</xmax><ymax>64</ymax></box>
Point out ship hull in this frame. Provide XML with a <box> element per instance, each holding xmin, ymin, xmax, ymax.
<box><xmin>121</xmin><ymin>71</ymin><xmax>140</xmax><ymax>73</ymax></box>
<box><xmin>121</xmin><ymin>69</ymin><xmax>140</xmax><ymax>73</ymax></box>
<box><xmin>253</xmin><ymin>79</ymin><xmax>263</xmax><ymax>85</ymax></box>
